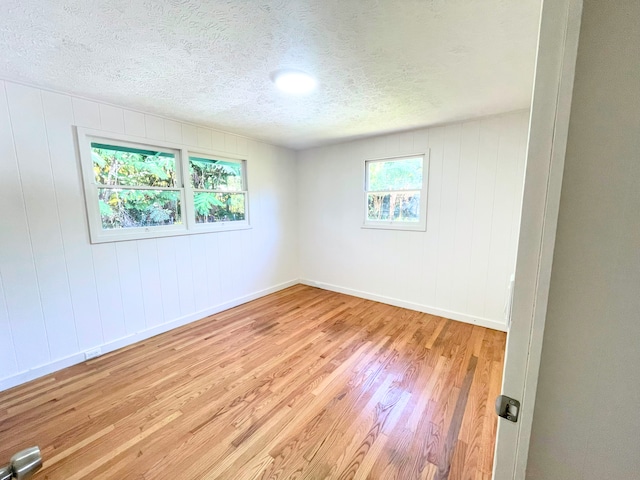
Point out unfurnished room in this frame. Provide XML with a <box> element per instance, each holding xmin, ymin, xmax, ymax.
<box><xmin>1</xmin><ymin>1</ymin><xmax>639</xmax><ymax>480</ymax></box>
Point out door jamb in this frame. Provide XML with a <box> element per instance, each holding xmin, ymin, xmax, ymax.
<box><xmin>492</xmin><ymin>0</ymin><xmax>583</xmax><ymax>478</ymax></box>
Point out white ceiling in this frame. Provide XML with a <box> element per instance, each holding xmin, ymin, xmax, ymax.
<box><xmin>0</xmin><ymin>0</ymin><xmax>541</xmax><ymax>149</ymax></box>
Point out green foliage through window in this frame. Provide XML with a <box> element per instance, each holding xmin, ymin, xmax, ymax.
<box><xmin>91</xmin><ymin>143</ymin><xmax>181</xmax><ymax>229</ymax></box>
<box><xmin>367</xmin><ymin>192</ymin><xmax>420</xmax><ymax>222</ymax></box>
<box><xmin>194</xmin><ymin>192</ymin><xmax>246</xmax><ymax>223</ymax></box>
<box><xmin>366</xmin><ymin>156</ymin><xmax>424</xmax><ymax>223</ymax></box>
<box><xmin>85</xmin><ymin>138</ymin><xmax>250</xmax><ymax>238</ymax></box>
<box><xmin>190</xmin><ymin>157</ymin><xmax>242</xmax><ymax>191</ymax></box>
<box><xmin>368</xmin><ymin>157</ymin><xmax>422</xmax><ymax>191</ymax></box>
<box><xmin>92</xmin><ymin>143</ymin><xmax>176</xmax><ymax>188</ymax></box>
<box><xmin>190</xmin><ymin>155</ymin><xmax>246</xmax><ymax>224</ymax></box>
<box><xmin>98</xmin><ymin>189</ymin><xmax>181</xmax><ymax>229</ymax></box>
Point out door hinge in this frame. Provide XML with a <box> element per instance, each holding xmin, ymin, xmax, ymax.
<box><xmin>495</xmin><ymin>395</ymin><xmax>520</xmax><ymax>422</ymax></box>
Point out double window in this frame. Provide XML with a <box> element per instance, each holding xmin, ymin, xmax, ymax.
<box><xmin>78</xmin><ymin>128</ymin><xmax>249</xmax><ymax>243</ymax></box>
<box><xmin>363</xmin><ymin>153</ymin><xmax>429</xmax><ymax>231</ymax></box>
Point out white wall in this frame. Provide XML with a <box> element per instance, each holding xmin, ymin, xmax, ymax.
<box><xmin>527</xmin><ymin>1</ymin><xmax>640</xmax><ymax>478</ymax></box>
<box><xmin>0</xmin><ymin>80</ymin><xmax>299</xmax><ymax>391</ymax></box>
<box><xmin>297</xmin><ymin>110</ymin><xmax>529</xmax><ymax>330</ymax></box>
<box><xmin>0</xmin><ymin>81</ymin><xmax>529</xmax><ymax>390</ymax></box>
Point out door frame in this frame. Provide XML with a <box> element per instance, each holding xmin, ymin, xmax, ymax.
<box><xmin>492</xmin><ymin>0</ymin><xmax>583</xmax><ymax>478</ymax></box>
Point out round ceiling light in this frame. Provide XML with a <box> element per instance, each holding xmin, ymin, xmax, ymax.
<box><xmin>271</xmin><ymin>70</ymin><xmax>317</xmax><ymax>95</ymax></box>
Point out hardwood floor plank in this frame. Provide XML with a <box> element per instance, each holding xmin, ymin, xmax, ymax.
<box><xmin>434</xmin><ymin>356</ymin><xmax>478</xmax><ymax>480</ymax></box>
<box><xmin>0</xmin><ymin>285</ymin><xmax>505</xmax><ymax>479</ymax></box>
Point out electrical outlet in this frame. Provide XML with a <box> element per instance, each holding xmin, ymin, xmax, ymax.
<box><xmin>84</xmin><ymin>348</ymin><xmax>102</xmax><ymax>361</ymax></box>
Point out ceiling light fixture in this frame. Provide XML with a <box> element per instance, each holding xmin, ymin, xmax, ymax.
<box><xmin>271</xmin><ymin>69</ymin><xmax>317</xmax><ymax>95</ymax></box>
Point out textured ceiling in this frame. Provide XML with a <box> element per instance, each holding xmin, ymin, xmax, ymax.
<box><xmin>0</xmin><ymin>0</ymin><xmax>541</xmax><ymax>149</ymax></box>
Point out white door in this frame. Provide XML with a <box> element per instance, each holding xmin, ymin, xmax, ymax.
<box><xmin>492</xmin><ymin>1</ymin><xmax>583</xmax><ymax>478</ymax></box>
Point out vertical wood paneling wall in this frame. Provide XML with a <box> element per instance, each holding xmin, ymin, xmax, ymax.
<box><xmin>0</xmin><ymin>79</ymin><xmax>527</xmax><ymax>390</ymax></box>
<box><xmin>297</xmin><ymin>110</ymin><xmax>529</xmax><ymax>330</ymax></box>
<box><xmin>0</xmin><ymin>81</ymin><xmax>299</xmax><ymax>390</ymax></box>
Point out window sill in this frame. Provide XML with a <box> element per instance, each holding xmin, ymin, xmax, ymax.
<box><xmin>191</xmin><ymin>222</ymin><xmax>252</xmax><ymax>234</ymax></box>
<box><xmin>89</xmin><ymin>224</ymin><xmax>252</xmax><ymax>244</ymax></box>
<box><xmin>361</xmin><ymin>223</ymin><xmax>426</xmax><ymax>232</ymax></box>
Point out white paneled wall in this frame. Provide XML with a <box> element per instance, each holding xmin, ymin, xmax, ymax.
<box><xmin>0</xmin><ymin>78</ymin><xmax>527</xmax><ymax>390</ymax></box>
<box><xmin>0</xmin><ymin>81</ymin><xmax>298</xmax><ymax>390</ymax></box>
<box><xmin>297</xmin><ymin>110</ymin><xmax>529</xmax><ymax>330</ymax></box>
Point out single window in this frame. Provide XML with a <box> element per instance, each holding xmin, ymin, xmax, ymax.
<box><xmin>364</xmin><ymin>153</ymin><xmax>429</xmax><ymax>231</ymax></box>
<box><xmin>189</xmin><ymin>155</ymin><xmax>248</xmax><ymax>224</ymax></box>
<box><xmin>78</xmin><ymin>128</ymin><xmax>251</xmax><ymax>243</ymax></box>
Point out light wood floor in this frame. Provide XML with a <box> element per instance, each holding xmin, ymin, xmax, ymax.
<box><xmin>0</xmin><ymin>285</ymin><xmax>505</xmax><ymax>480</ymax></box>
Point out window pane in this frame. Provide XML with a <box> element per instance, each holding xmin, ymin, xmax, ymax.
<box><xmin>98</xmin><ymin>188</ymin><xmax>181</xmax><ymax>229</ymax></box>
<box><xmin>190</xmin><ymin>157</ymin><xmax>243</xmax><ymax>191</ymax></box>
<box><xmin>194</xmin><ymin>192</ymin><xmax>246</xmax><ymax>223</ymax></box>
<box><xmin>367</xmin><ymin>192</ymin><xmax>420</xmax><ymax>222</ymax></box>
<box><xmin>91</xmin><ymin>143</ymin><xmax>176</xmax><ymax>188</ymax></box>
<box><xmin>368</xmin><ymin>157</ymin><xmax>422</xmax><ymax>191</ymax></box>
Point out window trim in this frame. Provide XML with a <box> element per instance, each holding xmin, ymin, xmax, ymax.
<box><xmin>77</xmin><ymin>127</ymin><xmax>251</xmax><ymax>243</ymax></box>
<box><xmin>362</xmin><ymin>152</ymin><xmax>430</xmax><ymax>232</ymax></box>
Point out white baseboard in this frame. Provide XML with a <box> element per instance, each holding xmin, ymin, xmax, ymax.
<box><xmin>0</xmin><ymin>279</ymin><xmax>298</xmax><ymax>392</ymax></box>
<box><xmin>299</xmin><ymin>279</ymin><xmax>508</xmax><ymax>332</ymax></box>
<box><xmin>1</xmin><ymin>278</ymin><xmax>506</xmax><ymax>392</ymax></box>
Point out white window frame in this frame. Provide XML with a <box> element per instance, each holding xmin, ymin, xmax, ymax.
<box><xmin>362</xmin><ymin>152</ymin><xmax>429</xmax><ymax>232</ymax></box>
<box><xmin>185</xmin><ymin>152</ymin><xmax>250</xmax><ymax>232</ymax></box>
<box><xmin>77</xmin><ymin>127</ymin><xmax>250</xmax><ymax>243</ymax></box>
